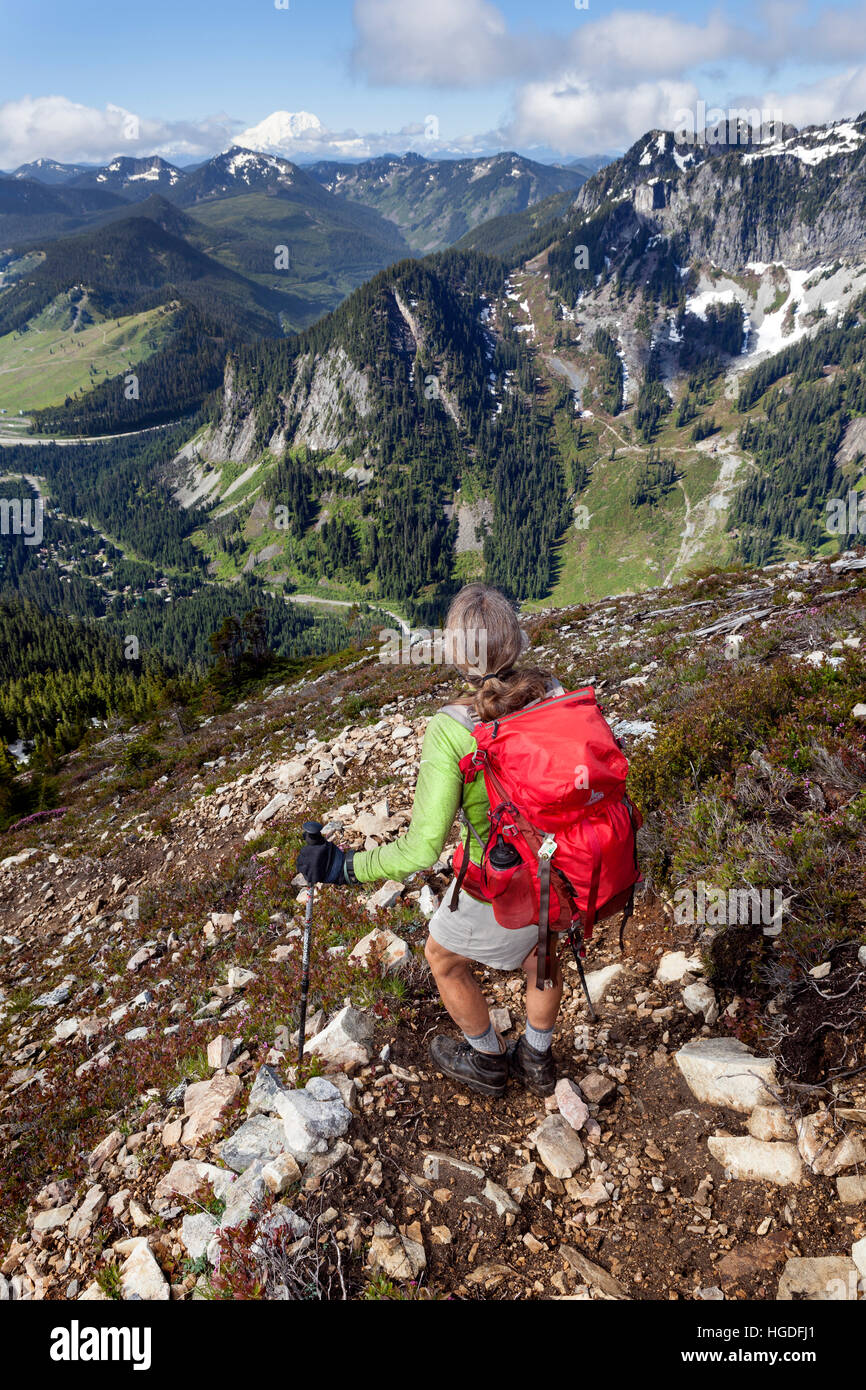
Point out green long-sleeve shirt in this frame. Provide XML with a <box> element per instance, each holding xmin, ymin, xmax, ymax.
<box><xmin>352</xmin><ymin>707</ymin><xmax>489</xmax><ymax>883</ymax></box>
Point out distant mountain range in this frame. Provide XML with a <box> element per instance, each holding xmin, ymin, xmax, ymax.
<box><xmin>9</xmin><ymin>109</ymin><xmax>866</xmax><ymax>616</ymax></box>
<box><xmin>1</xmin><ymin>145</ymin><xmax>591</xmax><ymax>254</ymax></box>
<box><xmin>0</xmin><ymin>143</ymin><xmax>592</xmax><ymax>422</ymax></box>
<box><xmin>302</xmin><ymin>151</ymin><xmax>586</xmax><ymax>252</ymax></box>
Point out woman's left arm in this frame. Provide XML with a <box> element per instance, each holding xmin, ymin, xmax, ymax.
<box><xmin>351</xmin><ymin>714</ymin><xmax>470</xmax><ymax>883</ymax></box>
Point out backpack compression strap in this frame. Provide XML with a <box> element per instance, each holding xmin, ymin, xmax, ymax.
<box><xmin>537</xmin><ymin>850</ymin><xmax>553</xmax><ymax>990</ymax></box>
<box><xmin>478</xmin><ymin>756</ymin><xmax>573</xmax><ymax>989</ymax></box>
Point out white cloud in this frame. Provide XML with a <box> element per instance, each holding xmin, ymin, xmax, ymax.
<box><xmin>0</xmin><ymin>93</ymin><xmax>503</xmax><ymax>169</ymax></box>
<box><xmin>348</xmin><ymin>0</ymin><xmax>866</xmax><ymax>153</ymax></box>
<box><xmin>350</xmin><ymin>0</ymin><xmax>866</xmax><ymax>88</ymax></box>
<box><xmin>0</xmin><ymin>95</ymin><xmax>236</xmax><ymax>169</ymax></box>
<box><xmin>234</xmin><ymin>113</ymin><xmax>501</xmax><ymax>161</ymax></box>
<box><xmin>510</xmin><ymin>76</ymin><xmax>700</xmax><ymax>155</ymax></box>
<box><xmin>567</xmin><ymin>13</ymin><xmax>741</xmax><ymax>81</ymax></box>
<box><xmin>351</xmin><ymin>0</ymin><xmax>529</xmax><ymax>86</ymax></box>
<box><xmin>759</xmin><ymin>64</ymin><xmax>866</xmax><ymax>128</ymax></box>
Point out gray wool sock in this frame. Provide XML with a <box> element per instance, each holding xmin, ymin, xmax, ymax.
<box><xmin>464</xmin><ymin>1022</ymin><xmax>504</xmax><ymax>1054</ymax></box>
<box><xmin>524</xmin><ymin>1022</ymin><xmax>554</xmax><ymax>1053</ymax></box>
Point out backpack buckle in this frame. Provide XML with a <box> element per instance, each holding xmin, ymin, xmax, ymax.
<box><xmin>538</xmin><ymin>834</ymin><xmax>557</xmax><ymax>861</ymax></box>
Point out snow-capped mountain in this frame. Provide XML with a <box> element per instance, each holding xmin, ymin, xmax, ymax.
<box><xmin>233</xmin><ymin>110</ymin><xmax>324</xmax><ymax>155</ymax></box>
<box><xmin>170</xmin><ymin>147</ymin><xmax>304</xmax><ymax>205</ymax></box>
<box><xmin>10</xmin><ymin>158</ymin><xmax>94</xmax><ymax>184</ymax></box>
<box><xmin>69</xmin><ymin>156</ymin><xmax>185</xmax><ymax>201</ymax></box>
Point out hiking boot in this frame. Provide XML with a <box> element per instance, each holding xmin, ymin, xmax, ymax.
<box><xmin>508</xmin><ymin>1035</ymin><xmax>557</xmax><ymax>1097</ymax></box>
<box><xmin>428</xmin><ymin>1034</ymin><xmax>508</xmax><ymax>1098</ymax></box>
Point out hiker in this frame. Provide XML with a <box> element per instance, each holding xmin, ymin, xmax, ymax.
<box><xmin>296</xmin><ymin>583</ymin><xmax>568</xmax><ymax>1099</ymax></box>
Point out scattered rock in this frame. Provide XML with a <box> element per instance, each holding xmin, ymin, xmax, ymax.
<box><xmin>505</xmin><ymin>1162</ymin><xmax>537</xmax><ymax>1201</ymax></box>
<box><xmin>219</xmin><ymin>1161</ymin><xmax>267</xmax><ymax>1231</ymax></box>
<box><xmin>465</xmin><ymin>1263</ymin><xmax>514</xmax><ymax>1289</ymax></box>
<box><xmin>119</xmin><ymin>1242</ymin><xmax>170</xmax><ymax>1301</ymax></box>
<box><xmin>182</xmin><ymin>1213</ymin><xmax>218</xmax><ymax>1262</ymax></box>
<box><xmin>247</xmin><ymin>1064</ymin><xmax>290</xmax><ymax>1118</ymax></box>
<box><xmin>825</xmin><ymin>1133</ymin><xmax>866</xmax><ymax>1177</ymax></box>
<box><xmin>227</xmin><ymin>966</ymin><xmax>256</xmax><ymax>990</ymax></box>
<box><xmin>303</xmin><ymin>1005</ymin><xmax>374</xmax><ymax>1071</ymax></box>
<box><xmin>87</xmin><ymin>1129</ymin><xmax>123</xmax><ymax>1174</ymax></box>
<box><xmin>482</xmin><ymin>1179</ymin><xmax>520</xmax><ymax>1217</ymax></box>
<box><xmin>349</xmin><ymin>927</ymin><xmax>411</xmax><ymax>972</ymax></box>
<box><xmin>276</xmin><ymin>1084</ymin><xmax>352</xmax><ymax>1157</ymax></box>
<box><xmin>555</xmin><ymin>1078</ymin><xmax>590</xmax><ymax>1132</ymax></box>
<box><xmin>707</xmin><ymin>1135</ymin><xmax>802</xmax><ymax>1186</ymax></box>
<box><xmin>418</xmin><ymin>885</ymin><xmax>439</xmax><ymax>917</ymax></box>
<box><xmin>254</xmin><ymin>792</ymin><xmax>291</xmax><ymax>826</ymax></box>
<box><xmin>681</xmin><ymin>981</ymin><xmax>719</xmax><ymax>1026</ymax></box>
<box><xmin>656</xmin><ymin>951</ymin><xmax>703</xmax><ymax>984</ymax></box>
<box><xmin>795</xmin><ymin>1111</ymin><xmax>842</xmax><ymax>1174</ymax></box>
<box><xmin>717</xmin><ymin>1231</ymin><xmax>793</xmax><ymax>1290</ymax></box>
<box><xmin>778</xmin><ymin>1256</ymin><xmax>860</xmax><ymax>1301</ymax></box>
<box><xmin>182</xmin><ymin>1073</ymin><xmax>242</xmax><ymax>1147</ymax></box>
<box><xmin>32</xmin><ymin>1202</ymin><xmax>76</xmax><ymax>1234</ymax></box>
<box><xmin>531</xmin><ymin>1115</ymin><xmax>586</xmax><ymax>1179</ymax></box>
<box><xmin>154</xmin><ymin>1160</ymin><xmax>236</xmax><ymax>1205</ymax></box>
<box><xmin>836</xmin><ymin>1175</ymin><xmax>866</xmax><ymax>1205</ymax></box>
<box><xmin>575</xmin><ymin>1177</ymin><xmax>611</xmax><ymax>1208</ymax></box>
<box><xmin>675</xmin><ymin>1037</ymin><xmax>777</xmax><ymax>1112</ymax></box>
<box><xmin>34</xmin><ymin>982</ymin><xmax>72</xmax><ymax>1008</ymax></box>
<box><xmin>367</xmin><ymin>1221</ymin><xmax>426</xmax><ymax>1282</ymax></box>
<box><xmin>422</xmin><ymin>1151</ymin><xmax>485</xmax><ymax>1182</ymax></box>
<box><xmin>67</xmin><ymin>1186</ymin><xmax>106</xmax><ymax>1241</ymax></box>
<box><xmin>365</xmin><ymin>881</ymin><xmax>405</xmax><ymax>913</ymax></box>
<box><xmin>582</xmin><ymin>963</ymin><xmax>623</xmax><ymax>1007</ymax></box>
<box><xmin>262</xmin><ymin>1153</ymin><xmax>302</xmax><ymax>1196</ymax></box>
<box><xmin>216</xmin><ymin>1115</ymin><xmax>287</xmax><ymax>1173</ymax></box>
<box><xmin>207</xmin><ymin>1035</ymin><xmax>234</xmax><ymax>1070</ymax></box>
<box><xmin>748</xmin><ymin>1105</ymin><xmax>795</xmax><ymax>1142</ymax></box>
<box><xmin>560</xmin><ymin>1245</ymin><xmax>628</xmax><ymax>1299</ymax></box>
<box><xmin>579</xmin><ymin>1070</ymin><xmax>617</xmax><ymax>1104</ymax></box>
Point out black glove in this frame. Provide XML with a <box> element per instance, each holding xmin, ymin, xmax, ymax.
<box><xmin>296</xmin><ymin>839</ymin><xmax>346</xmax><ymax>885</ymax></box>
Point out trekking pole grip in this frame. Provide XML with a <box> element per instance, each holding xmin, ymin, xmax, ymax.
<box><xmin>303</xmin><ymin>820</ymin><xmax>325</xmax><ymax>846</ymax></box>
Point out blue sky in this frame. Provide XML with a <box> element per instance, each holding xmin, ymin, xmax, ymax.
<box><xmin>2</xmin><ymin>0</ymin><xmax>865</xmax><ymax>166</ymax></box>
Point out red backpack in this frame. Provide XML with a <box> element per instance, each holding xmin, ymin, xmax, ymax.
<box><xmin>449</xmin><ymin>687</ymin><xmax>642</xmax><ymax>1006</ymax></box>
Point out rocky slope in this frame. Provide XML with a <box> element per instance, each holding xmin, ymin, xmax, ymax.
<box><xmin>0</xmin><ymin>553</ymin><xmax>864</xmax><ymax>1301</ymax></box>
<box><xmin>575</xmin><ymin>117</ymin><xmax>866</xmax><ymax>270</ymax></box>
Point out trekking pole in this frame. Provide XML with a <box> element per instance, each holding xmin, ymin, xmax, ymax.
<box><xmin>298</xmin><ymin>820</ymin><xmax>324</xmax><ymax>1067</ymax></box>
<box><xmin>567</xmin><ymin>925</ymin><xmax>597</xmax><ymax>1022</ymax></box>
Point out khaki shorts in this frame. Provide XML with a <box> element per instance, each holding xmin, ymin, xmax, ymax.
<box><xmin>428</xmin><ymin>889</ymin><xmax>539</xmax><ymax>971</ymax></box>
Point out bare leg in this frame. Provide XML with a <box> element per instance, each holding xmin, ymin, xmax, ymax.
<box><xmin>521</xmin><ymin>943</ymin><xmax>563</xmax><ymax>1032</ymax></box>
<box><xmin>425</xmin><ymin>935</ymin><xmax>494</xmax><ymax>1037</ymax></box>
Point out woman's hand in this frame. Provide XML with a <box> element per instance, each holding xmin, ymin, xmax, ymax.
<box><xmin>296</xmin><ymin>839</ymin><xmax>346</xmax><ymax>884</ymax></box>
